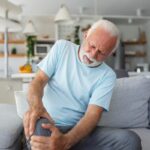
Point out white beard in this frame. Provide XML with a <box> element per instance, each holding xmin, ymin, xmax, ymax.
<box><xmin>79</xmin><ymin>48</ymin><xmax>102</xmax><ymax>67</ymax></box>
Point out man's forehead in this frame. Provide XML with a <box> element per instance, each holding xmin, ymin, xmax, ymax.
<box><xmin>87</xmin><ymin>29</ymin><xmax>117</xmax><ymax>52</ymax></box>
<box><xmin>88</xmin><ymin>29</ymin><xmax>115</xmax><ymax>43</ymax></box>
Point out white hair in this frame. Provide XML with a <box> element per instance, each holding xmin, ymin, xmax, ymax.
<box><xmin>87</xmin><ymin>19</ymin><xmax>120</xmax><ymax>53</ymax></box>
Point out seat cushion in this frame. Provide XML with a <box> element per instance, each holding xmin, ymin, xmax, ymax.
<box><xmin>0</xmin><ymin>104</ymin><xmax>23</xmax><ymax>149</ymax></box>
<box><xmin>130</xmin><ymin>128</ymin><xmax>150</xmax><ymax>150</ymax></box>
<box><xmin>99</xmin><ymin>76</ymin><xmax>150</xmax><ymax>128</ymax></box>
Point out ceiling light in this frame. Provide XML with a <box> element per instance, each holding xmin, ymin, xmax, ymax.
<box><xmin>23</xmin><ymin>20</ymin><xmax>37</xmax><ymax>35</ymax></box>
<box><xmin>54</xmin><ymin>4</ymin><xmax>72</xmax><ymax>22</ymax></box>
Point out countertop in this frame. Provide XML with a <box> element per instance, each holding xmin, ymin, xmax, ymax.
<box><xmin>11</xmin><ymin>73</ymin><xmax>36</xmax><ymax>79</ymax></box>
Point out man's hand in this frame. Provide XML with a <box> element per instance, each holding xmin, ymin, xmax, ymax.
<box><xmin>30</xmin><ymin>124</ymin><xmax>70</xmax><ymax>150</ymax></box>
<box><xmin>23</xmin><ymin>107</ymin><xmax>54</xmax><ymax>139</ymax></box>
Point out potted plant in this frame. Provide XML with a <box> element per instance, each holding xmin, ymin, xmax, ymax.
<box><xmin>26</xmin><ymin>35</ymin><xmax>36</xmax><ymax>63</ymax></box>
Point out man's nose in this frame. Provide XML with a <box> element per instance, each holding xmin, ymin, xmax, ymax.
<box><xmin>90</xmin><ymin>50</ymin><xmax>98</xmax><ymax>59</ymax></box>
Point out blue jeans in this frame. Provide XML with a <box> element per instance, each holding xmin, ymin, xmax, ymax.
<box><xmin>25</xmin><ymin>118</ymin><xmax>142</xmax><ymax>150</ymax></box>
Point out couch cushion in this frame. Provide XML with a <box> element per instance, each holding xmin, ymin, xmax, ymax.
<box><xmin>0</xmin><ymin>104</ymin><xmax>23</xmax><ymax>149</ymax></box>
<box><xmin>98</xmin><ymin>76</ymin><xmax>150</xmax><ymax>128</ymax></box>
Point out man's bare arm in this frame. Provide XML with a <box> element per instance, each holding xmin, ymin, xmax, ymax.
<box><xmin>23</xmin><ymin>69</ymin><xmax>53</xmax><ymax>138</ymax></box>
<box><xmin>65</xmin><ymin>104</ymin><xmax>103</xmax><ymax>149</ymax></box>
<box><xmin>27</xmin><ymin>69</ymin><xmax>49</xmax><ymax>110</ymax></box>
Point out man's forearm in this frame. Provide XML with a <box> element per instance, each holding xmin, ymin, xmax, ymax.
<box><xmin>27</xmin><ymin>78</ymin><xmax>45</xmax><ymax>110</ymax></box>
<box><xmin>65</xmin><ymin>105</ymin><xmax>103</xmax><ymax>149</ymax></box>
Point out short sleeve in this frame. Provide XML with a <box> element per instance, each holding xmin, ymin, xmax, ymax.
<box><xmin>37</xmin><ymin>40</ymin><xmax>61</xmax><ymax>78</ymax></box>
<box><xmin>89</xmin><ymin>72</ymin><xmax>116</xmax><ymax>111</ymax></box>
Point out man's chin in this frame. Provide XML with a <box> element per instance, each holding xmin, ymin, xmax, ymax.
<box><xmin>83</xmin><ymin>61</ymin><xmax>102</xmax><ymax>68</ymax></box>
<box><xmin>83</xmin><ymin>60</ymin><xmax>93</xmax><ymax>65</ymax></box>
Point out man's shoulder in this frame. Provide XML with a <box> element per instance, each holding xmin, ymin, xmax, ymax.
<box><xmin>55</xmin><ymin>40</ymin><xmax>79</xmax><ymax>57</ymax></box>
<box><xmin>101</xmin><ymin>63</ymin><xmax>116</xmax><ymax>79</ymax></box>
<box><xmin>56</xmin><ymin>39</ymin><xmax>77</xmax><ymax>47</ymax></box>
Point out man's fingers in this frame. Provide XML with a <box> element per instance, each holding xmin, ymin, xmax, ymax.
<box><xmin>42</xmin><ymin>123</ymin><xmax>60</xmax><ymax>137</ymax></box>
<box><xmin>30</xmin><ymin>140</ymin><xmax>49</xmax><ymax>149</ymax></box>
<box><xmin>23</xmin><ymin>108</ymin><xmax>54</xmax><ymax>140</ymax></box>
<box><xmin>31</xmin><ymin>135</ymin><xmax>50</xmax><ymax>144</ymax></box>
<box><xmin>29</xmin><ymin>115</ymin><xmax>37</xmax><ymax>136</ymax></box>
<box><xmin>42</xmin><ymin>123</ymin><xmax>57</xmax><ymax>132</ymax></box>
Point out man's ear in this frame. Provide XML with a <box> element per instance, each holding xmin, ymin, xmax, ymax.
<box><xmin>83</xmin><ymin>31</ymin><xmax>88</xmax><ymax>39</ymax></box>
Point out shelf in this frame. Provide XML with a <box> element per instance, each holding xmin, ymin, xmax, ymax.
<box><xmin>0</xmin><ymin>54</ymin><xmax>26</xmax><ymax>58</ymax></box>
<box><xmin>122</xmin><ymin>40</ymin><xmax>146</xmax><ymax>45</ymax></box>
<box><xmin>0</xmin><ymin>40</ymin><xmax>25</xmax><ymax>44</ymax></box>
<box><xmin>125</xmin><ymin>51</ymin><xmax>146</xmax><ymax>57</ymax></box>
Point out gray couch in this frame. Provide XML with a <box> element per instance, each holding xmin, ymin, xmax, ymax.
<box><xmin>99</xmin><ymin>76</ymin><xmax>150</xmax><ymax>150</ymax></box>
<box><xmin>0</xmin><ymin>104</ymin><xmax>23</xmax><ymax>150</ymax></box>
<box><xmin>0</xmin><ymin>76</ymin><xmax>150</xmax><ymax>150</ymax></box>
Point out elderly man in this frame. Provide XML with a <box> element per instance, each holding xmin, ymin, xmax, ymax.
<box><xmin>23</xmin><ymin>19</ymin><xmax>141</xmax><ymax>150</ymax></box>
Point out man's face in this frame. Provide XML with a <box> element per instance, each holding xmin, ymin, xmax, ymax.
<box><xmin>79</xmin><ymin>28</ymin><xmax>117</xmax><ymax>67</ymax></box>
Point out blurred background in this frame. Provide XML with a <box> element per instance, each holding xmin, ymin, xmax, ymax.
<box><xmin>1</xmin><ymin>0</ymin><xmax>150</xmax><ymax>102</ymax></box>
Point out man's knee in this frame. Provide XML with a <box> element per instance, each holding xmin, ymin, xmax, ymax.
<box><xmin>34</xmin><ymin>118</ymin><xmax>51</xmax><ymax>136</ymax></box>
<box><xmin>113</xmin><ymin>130</ymin><xmax>142</xmax><ymax>150</ymax></box>
<box><xmin>23</xmin><ymin>118</ymin><xmax>51</xmax><ymax>150</ymax></box>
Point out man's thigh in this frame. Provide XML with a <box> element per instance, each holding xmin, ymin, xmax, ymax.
<box><xmin>70</xmin><ymin>127</ymin><xmax>141</xmax><ymax>150</ymax></box>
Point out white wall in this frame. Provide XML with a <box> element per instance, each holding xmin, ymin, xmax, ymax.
<box><xmin>117</xmin><ymin>24</ymin><xmax>142</xmax><ymax>41</ymax></box>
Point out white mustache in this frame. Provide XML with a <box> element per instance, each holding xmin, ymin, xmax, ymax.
<box><xmin>79</xmin><ymin>48</ymin><xmax>102</xmax><ymax>67</ymax></box>
<box><xmin>85</xmin><ymin>54</ymin><xmax>96</xmax><ymax>62</ymax></box>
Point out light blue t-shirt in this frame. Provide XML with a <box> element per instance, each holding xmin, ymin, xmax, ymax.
<box><xmin>38</xmin><ymin>40</ymin><xmax>116</xmax><ymax>126</ymax></box>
